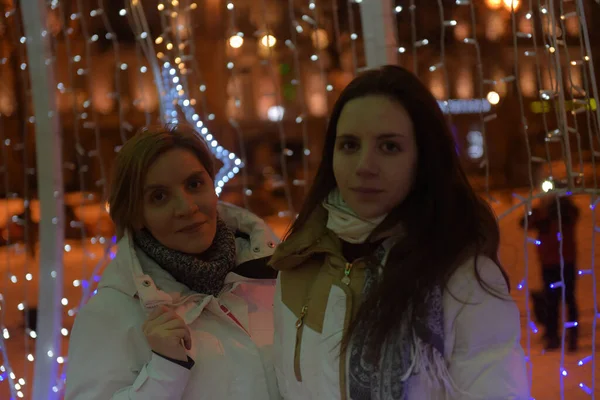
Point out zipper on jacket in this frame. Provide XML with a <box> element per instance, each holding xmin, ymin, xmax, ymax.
<box><xmin>341</xmin><ymin>262</ymin><xmax>353</xmax><ymax>285</ymax></box>
<box><xmin>220</xmin><ymin>304</ymin><xmax>250</xmax><ymax>336</ymax></box>
<box><xmin>293</xmin><ymin>304</ymin><xmax>308</xmax><ymax>381</ymax></box>
<box><xmin>292</xmin><ymin>260</ymin><xmax>356</xmax><ymax>384</ymax></box>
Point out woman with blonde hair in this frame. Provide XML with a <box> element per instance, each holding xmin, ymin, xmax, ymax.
<box><xmin>65</xmin><ymin>126</ymin><xmax>280</xmax><ymax>399</ymax></box>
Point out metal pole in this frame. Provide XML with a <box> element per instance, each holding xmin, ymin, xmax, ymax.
<box><xmin>358</xmin><ymin>0</ymin><xmax>398</xmax><ymax>68</ymax></box>
<box><xmin>20</xmin><ymin>2</ymin><xmax>64</xmax><ymax>399</ymax></box>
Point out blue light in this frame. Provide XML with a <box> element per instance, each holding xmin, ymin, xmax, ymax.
<box><xmin>578</xmin><ymin>355</ymin><xmax>592</xmax><ymax>366</ymax></box>
<box><xmin>158</xmin><ymin>61</ymin><xmax>242</xmax><ymax>192</ymax></box>
<box><xmin>579</xmin><ymin>383</ymin><xmax>592</xmax><ymax>395</ymax></box>
<box><xmin>437</xmin><ymin>99</ymin><xmax>491</xmax><ymax>114</ymax></box>
<box><xmin>528</xmin><ymin>321</ymin><xmax>538</xmax><ymax>334</ymax></box>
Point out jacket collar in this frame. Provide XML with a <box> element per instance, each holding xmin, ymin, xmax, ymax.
<box><xmin>98</xmin><ymin>201</ymin><xmax>280</xmax><ymax>299</ymax></box>
<box><xmin>268</xmin><ymin>205</ymin><xmax>404</xmax><ymax>271</ymax></box>
<box><xmin>268</xmin><ymin>206</ymin><xmax>340</xmax><ymax>271</ymax></box>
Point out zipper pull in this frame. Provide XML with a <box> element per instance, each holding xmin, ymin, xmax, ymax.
<box><xmin>295</xmin><ymin>305</ymin><xmax>308</xmax><ymax>329</ymax></box>
<box><xmin>342</xmin><ymin>262</ymin><xmax>353</xmax><ymax>285</ymax></box>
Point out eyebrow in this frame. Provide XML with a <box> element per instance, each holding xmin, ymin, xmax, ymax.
<box><xmin>144</xmin><ymin>170</ymin><xmax>206</xmax><ymax>193</ymax></box>
<box><xmin>336</xmin><ymin>133</ymin><xmax>404</xmax><ymax>140</ymax></box>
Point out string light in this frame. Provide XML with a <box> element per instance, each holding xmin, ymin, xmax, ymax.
<box><xmin>408</xmin><ymin>1</ymin><xmax>418</xmax><ymax>73</ymax></box>
<box><xmin>346</xmin><ymin>0</ymin><xmax>360</xmax><ymax>74</ymax></box>
<box><xmin>286</xmin><ymin>0</ymin><xmax>310</xmax><ymax>195</ymax></box>
<box><xmin>3</xmin><ymin>0</ymin><xmax>598</xmax><ymax>398</ymax></box>
<box><xmin>129</xmin><ymin>0</ymin><xmax>242</xmax><ymax>196</ymax></box>
<box><xmin>502</xmin><ymin>0</ymin><xmax>600</xmax><ymax>397</ymax></box>
<box><xmin>258</xmin><ymin>0</ymin><xmax>295</xmax><ymax>217</ymax></box>
<box><xmin>224</xmin><ymin>0</ymin><xmax>251</xmax><ymax>209</ymax></box>
<box><xmin>0</xmin><ymin>3</ymin><xmax>40</xmax><ymax>397</ymax></box>
<box><xmin>459</xmin><ymin>1</ymin><xmax>494</xmax><ymax>201</ymax></box>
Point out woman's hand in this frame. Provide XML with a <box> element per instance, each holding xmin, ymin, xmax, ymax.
<box><xmin>142</xmin><ymin>306</ymin><xmax>191</xmax><ymax>362</ymax></box>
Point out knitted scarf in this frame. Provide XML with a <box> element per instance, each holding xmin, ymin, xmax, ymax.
<box><xmin>323</xmin><ymin>190</ymin><xmax>452</xmax><ymax>399</ymax></box>
<box><xmin>134</xmin><ymin>217</ymin><xmax>237</xmax><ymax>297</ymax></box>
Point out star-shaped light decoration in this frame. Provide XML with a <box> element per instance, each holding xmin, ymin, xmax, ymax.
<box><xmin>157</xmin><ymin>63</ymin><xmax>243</xmax><ymax>196</ymax></box>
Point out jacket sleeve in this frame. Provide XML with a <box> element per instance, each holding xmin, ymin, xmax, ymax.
<box><xmin>65</xmin><ymin>289</ymin><xmax>193</xmax><ymax>400</ymax></box>
<box><xmin>446</xmin><ymin>258</ymin><xmax>530</xmax><ymax>400</ymax></box>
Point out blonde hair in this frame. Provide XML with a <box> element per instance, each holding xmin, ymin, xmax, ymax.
<box><xmin>108</xmin><ymin>125</ymin><xmax>216</xmax><ymax>239</ymax></box>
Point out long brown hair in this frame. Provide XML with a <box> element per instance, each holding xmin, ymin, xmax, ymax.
<box><xmin>108</xmin><ymin>125</ymin><xmax>215</xmax><ymax>239</ymax></box>
<box><xmin>287</xmin><ymin>65</ymin><xmax>509</xmax><ymax>358</ymax></box>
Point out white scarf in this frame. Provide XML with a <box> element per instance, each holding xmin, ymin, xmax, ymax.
<box><xmin>322</xmin><ymin>188</ymin><xmax>387</xmax><ymax>244</ymax></box>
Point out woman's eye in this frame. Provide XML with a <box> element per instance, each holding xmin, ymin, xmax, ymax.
<box><xmin>188</xmin><ymin>179</ymin><xmax>204</xmax><ymax>189</ymax></box>
<box><xmin>150</xmin><ymin>191</ymin><xmax>167</xmax><ymax>203</ymax></box>
<box><xmin>339</xmin><ymin>141</ymin><xmax>358</xmax><ymax>151</ymax></box>
<box><xmin>381</xmin><ymin>142</ymin><xmax>401</xmax><ymax>153</ymax></box>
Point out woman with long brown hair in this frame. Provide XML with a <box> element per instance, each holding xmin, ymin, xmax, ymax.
<box><xmin>270</xmin><ymin>65</ymin><xmax>529</xmax><ymax>399</ymax></box>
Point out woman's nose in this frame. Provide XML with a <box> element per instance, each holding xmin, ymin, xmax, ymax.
<box><xmin>355</xmin><ymin>150</ymin><xmax>379</xmax><ymax>176</ymax></box>
<box><xmin>174</xmin><ymin>192</ymin><xmax>198</xmax><ymax>217</ymax></box>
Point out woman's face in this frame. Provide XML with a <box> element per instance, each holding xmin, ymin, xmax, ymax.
<box><xmin>140</xmin><ymin>148</ymin><xmax>217</xmax><ymax>254</ymax></box>
<box><xmin>333</xmin><ymin>95</ymin><xmax>418</xmax><ymax>219</ymax></box>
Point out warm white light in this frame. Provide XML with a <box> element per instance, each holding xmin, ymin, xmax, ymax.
<box><xmin>260</xmin><ymin>34</ymin><xmax>277</xmax><ymax>48</ymax></box>
<box><xmin>503</xmin><ymin>0</ymin><xmax>520</xmax><ymax>10</ymax></box>
<box><xmin>485</xmin><ymin>0</ymin><xmax>502</xmax><ymax>9</ymax></box>
<box><xmin>487</xmin><ymin>91</ymin><xmax>500</xmax><ymax>105</ymax></box>
<box><xmin>268</xmin><ymin>106</ymin><xmax>285</xmax><ymax>121</ymax></box>
<box><xmin>542</xmin><ymin>180</ymin><xmax>554</xmax><ymax>192</ymax></box>
<box><xmin>229</xmin><ymin>35</ymin><xmax>244</xmax><ymax>49</ymax></box>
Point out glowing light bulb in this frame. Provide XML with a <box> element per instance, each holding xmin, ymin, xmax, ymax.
<box><xmin>542</xmin><ymin>180</ymin><xmax>554</xmax><ymax>192</ymax></box>
<box><xmin>260</xmin><ymin>34</ymin><xmax>277</xmax><ymax>48</ymax></box>
<box><xmin>229</xmin><ymin>35</ymin><xmax>244</xmax><ymax>49</ymax></box>
<box><xmin>487</xmin><ymin>91</ymin><xmax>500</xmax><ymax>105</ymax></box>
<box><xmin>502</xmin><ymin>0</ymin><xmax>520</xmax><ymax>10</ymax></box>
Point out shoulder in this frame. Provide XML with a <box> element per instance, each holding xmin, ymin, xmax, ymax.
<box><xmin>443</xmin><ymin>255</ymin><xmax>520</xmax><ymax>344</ymax></box>
<box><xmin>445</xmin><ymin>255</ymin><xmax>510</xmax><ymax>303</ymax></box>
<box><xmin>73</xmin><ymin>288</ymin><xmax>143</xmax><ymax>334</ymax></box>
<box><xmin>441</xmin><ymin>257</ymin><xmax>529</xmax><ymax>398</ymax></box>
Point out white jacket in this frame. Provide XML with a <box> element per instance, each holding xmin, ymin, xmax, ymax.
<box><xmin>273</xmin><ymin>255</ymin><xmax>530</xmax><ymax>399</ymax></box>
<box><xmin>65</xmin><ymin>202</ymin><xmax>281</xmax><ymax>400</ymax></box>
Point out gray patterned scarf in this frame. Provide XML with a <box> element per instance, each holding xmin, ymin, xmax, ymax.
<box><xmin>134</xmin><ymin>217</ymin><xmax>237</xmax><ymax>297</ymax></box>
<box><xmin>348</xmin><ymin>245</ymin><xmax>450</xmax><ymax>400</ymax></box>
